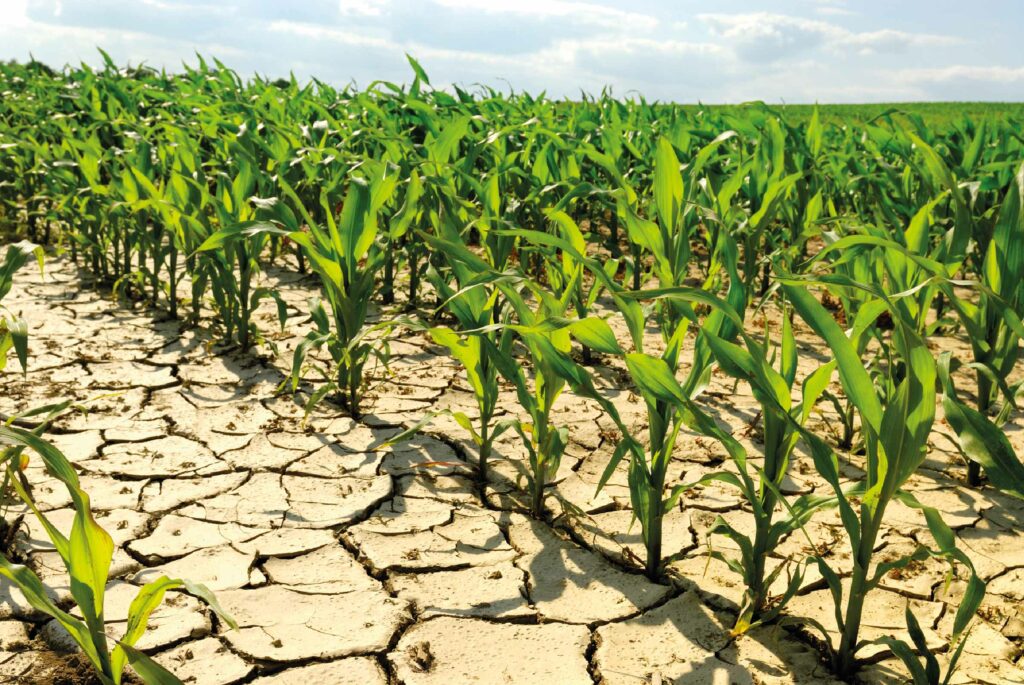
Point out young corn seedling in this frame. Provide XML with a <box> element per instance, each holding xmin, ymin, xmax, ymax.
<box><xmin>608</xmin><ymin>243</ymin><xmax>746</xmax><ymax>579</ymax></box>
<box><xmin>419</xmin><ymin>220</ymin><xmax>631</xmax><ymax>506</ymax></box>
<box><xmin>435</xmin><ymin>224</ymin><xmax>626</xmax><ymax>516</ymax></box>
<box><xmin>618</xmin><ymin>347</ymin><xmax>748</xmax><ymax>579</ymax></box>
<box><xmin>492</xmin><ymin>326</ymin><xmax>571</xmax><ymax>518</ymax></box>
<box><xmin>124</xmin><ymin>129</ymin><xmax>211</xmax><ymax>320</ymax></box>
<box><xmin>480</xmin><ymin>280</ymin><xmax>598</xmax><ymax>518</ymax></box>
<box><xmin>421</xmin><ymin>324</ymin><xmax>515</xmax><ymax>486</ymax></box>
<box><xmin>195</xmin><ymin>149</ymin><xmax>288</xmax><ymax>350</ymax></box>
<box><xmin>698</xmin><ymin>311</ymin><xmax>837</xmax><ymax>632</ymax></box>
<box><xmin>729</xmin><ymin>114</ymin><xmax>807</xmax><ymax>298</ymax></box>
<box><xmin>255</xmin><ymin>161</ymin><xmax>397</xmax><ymax>417</ymax></box>
<box><xmin>384</xmin><ymin>226</ymin><xmax>516</xmax><ymax>489</ymax></box>
<box><xmin>511</xmin><ymin>224</ymin><xmax>748</xmax><ymax>579</ymax></box>
<box><xmin>0</xmin><ymin>241</ymin><xmax>42</xmax><ymax>373</ymax></box>
<box><xmin>594</xmin><ymin>281</ymin><xmax>746</xmax><ymax>580</ymax></box>
<box><xmin>0</xmin><ymin>425</ymin><xmax>236</xmax><ymax>685</ymax></box>
<box><xmin>618</xmin><ymin>135</ymin><xmax>733</xmax><ymax>335</ymax></box>
<box><xmin>783</xmin><ymin>282</ymin><xmax>985</xmax><ymax>678</ymax></box>
<box><xmin>423</xmin><ymin>234</ymin><xmax>515</xmax><ymax>486</ymax></box>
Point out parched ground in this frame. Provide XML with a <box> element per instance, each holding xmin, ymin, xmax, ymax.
<box><xmin>1</xmin><ymin>256</ymin><xmax>1023</xmax><ymax>684</ymax></box>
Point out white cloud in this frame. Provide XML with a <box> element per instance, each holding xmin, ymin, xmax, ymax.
<box><xmin>267</xmin><ymin>20</ymin><xmax>392</xmax><ymax>49</ymax></box>
<box><xmin>700</xmin><ymin>12</ymin><xmax>840</xmax><ymax>62</ymax></box>
<box><xmin>815</xmin><ymin>7</ymin><xmax>855</xmax><ymax>17</ymax></box>
<box><xmin>699</xmin><ymin>12</ymin><xmax>962</xmax><ymax>62</ymax></box>
<box><xmin>887</xmin><ymin>64</ymin><xmax>1024</xmax><ymax>100</ymax></box>
<box><xmin>1</xmin><ymin>0</ymin><xmax>30</xmax><ymax>26</ymax></box>
<box><xmin>844</xmin><ymin>29</ymin><xmax>962</xmax><ymax>54</ymax></box>
<box><xmin>567</xmin><ymin>38</ymin><xmax>729</xmax><ymax>87</ymax></box>
<box><xmin>899</xmin><ymin>65</ymin><xmax>1024</xmax><ymax>83</ymax></box>
<box><xmin>431</xmin><ymin>0</ymin><xmax>658</xmax><ymax>31</ymax></box>
<box><xmin>806</xmin><ymin>0</ymin><xmax>855</xmax><ymax>15</ymax></box>
<box><xmin>337</xmin><ymin>0</ymin><xmax>390</xmax><ymax>17</ymax></box>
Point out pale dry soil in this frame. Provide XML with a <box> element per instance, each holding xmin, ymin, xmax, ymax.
<box><xmin>1</xmin><ymin>257</ymin><xmax>1023</xmax><ymax>684</ymax></box>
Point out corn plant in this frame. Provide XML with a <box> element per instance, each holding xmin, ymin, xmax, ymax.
<box><xmin>0</xmin><ymin>241</ymin><xmax>42</xmax><ymax>373</ymax></box>
<box><xmin>0</xmin><ymin>425</ymin><xmax>236</xmax><ymax>685</ymax></box>
<box><xmin>783</xmin><ymin>282</ymin><xmax>984</xmax><ymax>677</ymax></box>
<box><xmin>508</xmin><ymin>223</ymin><xmax>749</xmax><ymax>578</ymax></box>
<box><xmin>419</xmin><ymin>232</ymin><xmax>515</xmax><ymax>486</ymax></box>
<box><xmin>433</xmin><ymin>221</ymin><xmax>631</xmax><ymax>513</ymax></box>
<box><xmin>609</xmin><ymin>278</ymin><xmax>745</xmax><ymax>580</ymax></box>
<box><xmin>698</xmin><ymin>314</ymin><xmax>837</xmax><ymax>632</ymax></box>
<box><xmin>617</xmin><ymin>134</ymin><xmax>733</xmax><ymax>342</ymax></box>
<box><xmin>482</xmin><ymin>283</ymin><xmax>604</xmax><ymax>517</ymax></box>
<box><xmin>618</xmin><ymin>347</ymin><xmax>749</xmax><ymax>579</ymax></box>
<box><xmin>540</xmin><ymin>210</ymin><xmax>618</xmax><ymax>363</ymax></box>
<box><xmin>728</xmin><ymin>113</ymin><xmax>808</xmax><ymax>298</ymax></box>
<box><xmin>124</xmin><ymin>129</ymin><xmax>210</xmax><ymax>320</ymax></box>
<box><xmin>195</xmin><ymin>151</ymin><xmax>288</xmax><ymax>350</ymax></box>
<box><xmin>235</xmin><ymin>162</ymin><xmax>398</xmax><ymax>417</ymax></box>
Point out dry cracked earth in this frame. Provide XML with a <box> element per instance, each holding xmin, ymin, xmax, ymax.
<box><xmin>1</xmin><ymin>257</ymin><xmax>1024</xmax><ymax>684</ymax></box>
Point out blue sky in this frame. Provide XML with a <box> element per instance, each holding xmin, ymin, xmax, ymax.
<box><xmin>2</xmin><ymin>0</ymin><xmax>1022</xmax><ymax>102</ymax></box>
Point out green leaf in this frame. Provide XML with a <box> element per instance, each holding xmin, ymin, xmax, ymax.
<box><xmin>783</xmin><ymin>284</ymin><xmax>883</xmax><ymax>434</ymax></box>
<box><xmin>780</xmin><ymin>311</ymin><xmax>797</xmax><ymax>389</ymax></box>
<box><xmin>938</xmin><ymin>353</ymin><xmax>1024</xmax><ymax>499</ymax></box>
<box><xmin>568</xmin><ymin>317</ymin><xmax>622</xmax><ymax>355</ymax></box>
<box><xmin>180</xmin><ymin>578</ymin><xmax>237</xmax><ymax>630</ymax></box>
<box><xmin>653</xmin><ymin>137</ymin><xmax>683</xmax><ymax>235</ymax></box>
<box><xmin>194</xmin><ymin>221</ymin><xmax>284</xmax><ymax>253</ymax></box>
<box><xmin>67</xmin><ymin>496</ymin><xmax>115</xmax><ymax>670</ymax></box>
<box><xmin>117</xmin><ymin>643</ymin><xmax>184</xmax><ymax>685</ymax></box>
<box><xmin>9</xmin><ymin>317</ymin><xmax>28</xmax><ymax>374</ymax></box>
<box><xmin>0</xmin><ymin>556</ymin><xmax>107</xmax><ymax>677</ymax></box>
<box><xmin>111</xmin><ymin>576</ymin><xmax>183</xmax><ymax>677</ymax></box>
<box><xmin>406</xmin><ymin>53</ymin><xmax>431</xmax><ymax>85</ymax></box>
<box><xmin>625</xmin><ymin>353</ymin><xmax>686</xmax><ymax>405</ymax></box>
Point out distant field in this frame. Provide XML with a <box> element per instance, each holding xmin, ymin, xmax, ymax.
<box><xmin>679</xmin><ymin>101</ymin><xmax>1024</xmax><ymax>125</ymax></box>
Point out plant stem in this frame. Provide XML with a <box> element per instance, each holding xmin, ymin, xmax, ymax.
<box><xmin>408</xmin><ymin>248</ymin><xmax>419</xmax><ymax>308</ymax></box>
<box><xmin>609</xmin><ymin>211</ymin><xmax>620</xmax><ymax>257</ymax></box>
<box><xmin>968</xmin><ymin>373</ymin><xmax>993</xmax><ymax>486</ymax></box>
<box><xmin>531</xmin><ymin>477</ymin><xmax>545</xmax><ymax>518</ymax></box>
<box><xmin>237</xmin><ymin>245</ymin><xmax>250</xmax><ymax>350</ymax></box>
<box><xmin>631</xmin><ymin>243</ymin><xmax>642</xmax><ymax>290</ymax></box>
<box><xmin>383</xmin><ymin>241</ymin><xmax>395</xmax><ymax>305</ymax></box>
<box><xmin>836</xmin><ymin>563</ymin><xmax>868</xmax><ymax>676</ymax></box>
<box><xmin>168</xmin><ymin>242</ymin><xmax>178</xmax><ymax>319</ymax></box>
<box><xmin>478</xmin><ymin>423</ymin><xmax>490</xmax><ymax>485</ymax></box>
<box><xmin>645</xmin><ymin>509</ymin><xmax>663</xmax><ymax>580</ymax></box>
<box><xmin>835</xmin><ymin>514</ymin><xmax>881</xmax><ymax>676</ymax></box>
<box><xmin>747</xmin><ymin>504</ymin><xmax>774</xmax><ymax>616</ymax></box>
<box><xmin>187</xmin><ymin>253</ymin><xmax>201</xmax><ymax>325</ymax></box>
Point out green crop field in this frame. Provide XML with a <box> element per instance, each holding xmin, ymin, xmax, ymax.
<box><xmin>1</xmin><ymin>53</ymin><xmax>1023</xmax><ymax>685</ymax></box>
<box><xmin>684</xmin><ymin>101</ymin><xmax>1024</xmax><ymax>126</ymax></box>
